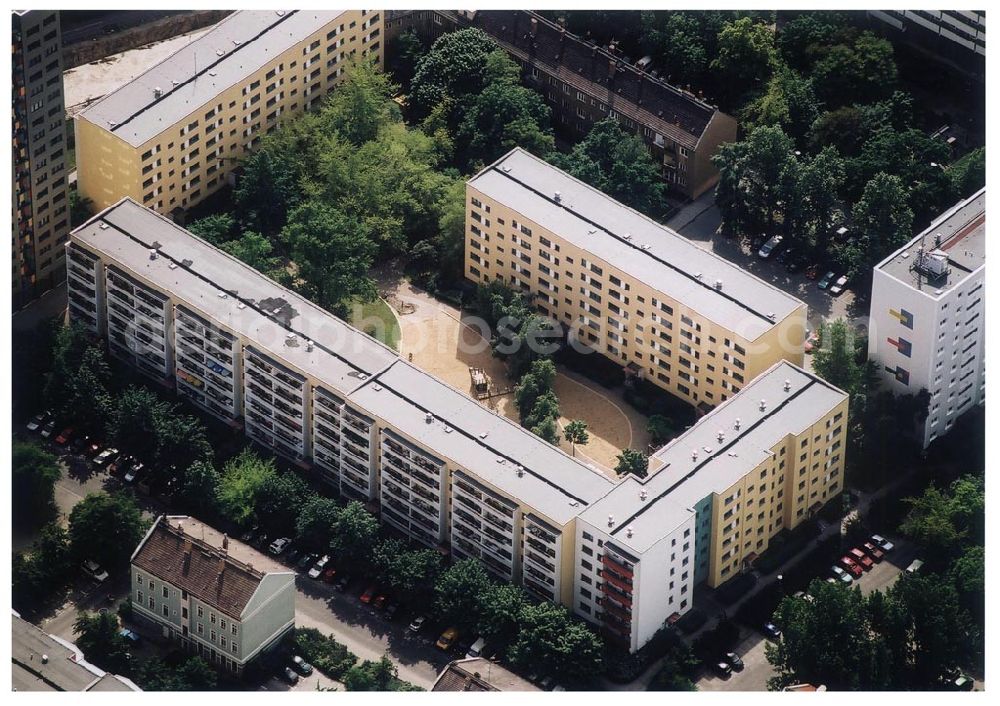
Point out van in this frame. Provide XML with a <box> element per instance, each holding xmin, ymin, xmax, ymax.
<box><xmin>466</xmin><ymin>637</ymin><xmax>486</xmax><ymax>658</ymax></box>
<box><xmin>906</xmin><ymin>559</ymin><xmax>924</xmax><ymax>574</ymax></box>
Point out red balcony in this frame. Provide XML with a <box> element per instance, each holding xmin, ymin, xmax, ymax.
<box><xmin>601</xmin><ymin>599</ymin><xmax>632</xmax><ymax>622</ymax></box>
<box><xmin>599</xmin><ymin>568</ymin><xmax>633</xmax><ymax>594</ymax></box>
<box><xmin>601</xmin><ymin>551</ymin><xmax>635</xmax><ymax>578</ymax></box>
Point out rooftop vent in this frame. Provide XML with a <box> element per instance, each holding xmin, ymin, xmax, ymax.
<box><xmin>425</xmin><ymin>412</ymin><xmax>433</xmax><ymax>423</ymax></box>
<box><xmin>171</xmin><ymin>79</ymin><xmax>179</xmax><ymax>86</ymax></box>
<box><xmin>554</xmin><ymin>191</ymin><xmax>562</xmax><ymax>202</ymax></box>
<box><xmin>515</xmin><ymin>465</ymin><xmax>524</xmax><ymax>477</ymax></box>
<box><xmin>444</xmin><ymin>426</ymin><xmax>453</xmax><ymax>433</ymax></box>
<box><xmin>626</xmin><ymin>526</ymin><xmax>634</xmax><ymax>538</ymax></box>
<box><xmin>208</xmin><ymin>71</ymin><xmax>217</xmax><ymax>77</ymax></box>
<box><xmin>149</xmin><ymin>248</ymin><xmax>158</xmax><ymax>260</ymax></box>
<box><xmin>623</xmin><ymin>232</ymin><xmax>632</xmax><ymax>240</ymax></box>
<box><xmin>734</xmin><ymin>418</ymin><xmax>741</xmax><ymax>431</ymax></box>
<box><xmin>215</xmin><ymin>49</ymin><xmax>224</xmax><ymax>57</ymax></box>
<box><xmin>767</xmin><ymin>312</ymin><xmax>776</xmax><ymax>321</ymax></box>
<box><xmin>153</xmin><ymin>87</ymin><xmax>163</xmax><ymax>98</ymax></box>
<box><xmin>479</xmin><ymin>432</ymin><xmax>489</xmax><ymax>439</ymax></box>
<box><xmin>640</xmin><ymin>489</ymin><xmax>648</xmax><ymax>501</ymax></box>
<box><xmin>759</xmin><ymin>399</ymin><xmax>767</xmax><ymax>412</ymax></box>
<box><xmin>306</xmin><ymin>339</ymin><xmax>313</xmax><ymax>351</ymax></box>
<box><xmin>168</xmin><ymin>262</ymin><xmax>178</xmax><ymax>270</ymax></box>
<box><xmin>237</xmin><ymin>302</ymin><xmax>246</xmax><ymax>310</ymax></box>
<box><xmin>588</xmin><ymin>228</ymin><xmax>597</xmax><ymax>235</ymax></box>
<box><xmin>98</xmin><ymin>223</ymin><xmax>109</xmax><ymax>230</ymax></box>
<box><xmin>284</xmin><ymin>333</ymin><xmax>297</xmax><ymax>346</ymax></box>
<box><xmin>608</xmin><ymin>514</ymin><xmax>615</xmax><ymax>527</ymax></box>
<box><xmin>276</xmin><ymin>10</ymin><xmax>285</xmax><ymax>16</ymax></box>
<box><xmin>233</xmin><ymin>39</ymin><xmax>241</xmax><ymax>46</ymax></box>
<box><xmin>695</xmin><ymin>272</ymin><xmax>702</xmax><ymax>279</ymax></box>
<box><xmin>691</xmin><ymin>449</ymin><xmax>698</xmax><ymax>461</ymax></box>
<box><xmin>501</xmin><ymin>165</ymin><xmax>511</xmax><ymax>173</ymax></box>
<box><xmin>784</xmin><ymin>379</ymin><xmax>791</xmax><ymax>392</ymax></box>
<box><xmin>715</xmin><ymin>279</ymin><xmax>723</xmax><ymax>291</ymax></box>
<box><xmin>717</xmin><ymin>430</ymin><xmax>725</xmax><ymax>442</ymax></box>
<box><xmin>496</xmin><ymin>457</ymin><xmax>505</xmax><ymax>464</ymax></box>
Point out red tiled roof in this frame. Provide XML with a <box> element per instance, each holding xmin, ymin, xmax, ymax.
<box><xmin>132</xmin><ymin>519</ymin><xmax>264</xmax><ymax>619</ymax></box>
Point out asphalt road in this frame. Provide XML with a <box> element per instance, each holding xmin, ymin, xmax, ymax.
<box><xmin>60</xmin><ymin>11</ymin><xmax>182</xmax><ymax>46</ymax></box>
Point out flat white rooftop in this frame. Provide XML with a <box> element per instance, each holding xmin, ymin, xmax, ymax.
<box><xmin>468</xmin><ymin>148</ymin><xmax>805</xmax><ymax>341</ymax></box>
<box><xmin>77</xmin><ymin>10</ymin><xmax>345</xmax><ymax>147</ymax></box>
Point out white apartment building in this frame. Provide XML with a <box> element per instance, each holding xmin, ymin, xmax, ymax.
<box><xmin>130</xmin><ymin>515</ymin><xmax>295</xmax><ymax>674</ymax></box>
<box><xmin>868</xmin><ymin>188</ymin><xmax>986</xmax><ymax>447</ymax></box>
<box><xmin>69</xmin><ymin>198</ymin><xmax>846</xmax><ymax>654</ymax></box>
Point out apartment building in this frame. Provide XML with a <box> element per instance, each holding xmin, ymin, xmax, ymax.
<box><xmin>130</xmin><ymin>515</ymin><xmax>295</xmax><ymax>673</ymax></box>
<box><xmin>868</xmin><ymin>10</ymin><xmax>985</xmax><ymax>71</ymax></box>
<box><xmin>466</xmin><ymin>148</ymin><xmax>808</xmax><ymax>413</ymax></box>
<box><xmin>868</xmin><ymin>188</ymin><xmax>985</xmax><ymax>448</ymax></box>
<box><xmin>387</xmin><ymin>9</ymin><xmax>737</xmax><ymax>199</ymax></box>
<box><xmin>12</xmin><ymin>10</ymin><xmax>70</xmax><ymax>307</ymax></box>
<box><xmin>75</xmin><ymin>9</ymin><xmax>383</xmax><ymax>218</ymax></box>
<box><xmin>70</xmin><ymin>198</ymin><xmax>844</xmax><ymax>654</ymax></box>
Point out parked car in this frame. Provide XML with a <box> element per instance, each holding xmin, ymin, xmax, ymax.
<box><xmin>280</xmin><ymin>667</ymin><xmax>299</xmax><ymax>685</ymax></box>
<box><xmin>320</xmin><ymin>566</ymin><xmax>338</xmax><ymax>583</ymax></box>
<box><xmin>119</xmin><ymin>628</ymin><xmax>141</xmax><ymax>644</ymax></box>
<box><xmin>291</xmin><ymin>655</ymin><xmax>313</xmax><ymax>676</ymax></box>
<box><xmin>334</xmin><ymin>575</ymin><xmax>351</xmax><ymax>592</ymax></box>
<box><xmin>268</xmin><ymin>537</ymin><xmax>292</xmax><ymax>555</ymax></box>
<box><xmin>26</xmin><ymin>411</ymin><xmax>50</xmax><ymax>432</ymax></box>
<box><xmin>829</xmin><ymin>275</ymin><xmax>850</xmax><ymax>296</ymax></box>
<box><xmin>466</xmin><ymin>636</ymin><xmax>486</xmax><ymax>659</ymax></box>
<box><xmin>831</xmin><ymin>566</ymin><xmax>854</xmax><ymax>584</ymax></box>
<box><xmin>804</xmin><ymin>330</ymin><xmax>820</xmax><ymax>354</ymax></box>
<box><xmin>81</xmin><ymin>560</ymin><xmax>109</xmax><ymax>582</ymax></box>
<box><xmin>124</xmin><ymin>460</ymin><xmax>145</xmax><ymax>484</ymax></box>
<box><xmin>286</xmin><ymin>548</ymin><xmax>301</xmax><ymax>565</ymax></box>
<box><xmin>385</xmin><ymin>599</ymin><xmax>401</xmax><ymax>620</ymax></box>
<box><xmin>54</xmin><ymin>427</ymin><xmax>75</xmax><ymax>446</ymax></box>
<box><xmin>805</xmin><ymin>264</ymin><xmax>821</xmax><ymax>280</ymax></box>
<box><xmin>906</xmin><ymin>559</ymin><xmax>924</xmax><ymax>574</ymax></box>
<box><xmin>758</xmin><ymin>234</ymin><xmax>784</xmax><ymax>259</ymax></box>
<box><xmin>776</xmin><ymin>246</ymin><xmax>795</xmax><ymax>264</ymax></box>
<box><xmin>40</xmin><ymin>420</ymin><xmax>56</xmax><ymax>438</ymax></box>
<box><xmin>307</xmin><ymin>555</ymin><xmax>329</xmax><ymax>579</ymax></box>
<box><xmin>839</xmin><ymin>556</ymin><xmax>864</xmax><ymax>578</ymax></box>
<box><xmin>408</xmin><ymin>615</ymin><xmax>427</xmax><ymax>633</ymax></box>
<box><xmin>762</xmin><ymin>622</ymin><xmax>782</xmax><ymax>640</ymax></box>
<box><xmin>817</xmin><ymin>271</ymin><xmax>837</xmax><ymax>290</ymax></box>
<box><xmin>939</xmin><ymin>671</ymin><xmax>975</xmax><ymax>691</ymax></box>
<box><xmin>785</xmin><ymin>254</ymin><xmax>808</xmax><ymax>273</ymax></box>
<box><xmin>359</xmin><ymin>584</ymin><xmax>378</xmax><ymax>604</ymax></box>
<box><xmin>862</xmin><ymin>542</ymin><xmax>885</xmax><ymax>562</ymax></box>
<box><xmin>712</xmin><ymin>661</ymin><xmax>733</xmax><ymax>678</ymax></box>
<box><xmin>725</xmin><ymin>652</ymin><xmax>745</xmax><ymax>672</ymax></box>
<box><xmin>849</xmin><ymin>548</ymin><xmax>875</xmax><ymax>571</ymax></box>
<box><xmin>93</xmin><ymin>447</ymin><xmax>119</xmax><ymax>468</ymax></box>
<box><xmin>86</xmin><ymin>439</ymin><xmax>103</xmax><ymax>456</ymax></box>
<box><xmin>296</xmin><ymin>553</ymin><xmax>317</xmax><ymax>572</ymax></box>
<box><xmin>435</xmin><ymin>627</ymin><xmax>459</xmax><ymax>651</ymax></box>
<box><xmin>871</xmin><ymin>534</ymin><xmax>895</xmax><ymax>552</ymax></box>
<box><xmin>372</xmin><ymin>593</ymin><xmax>389</xmax><ymax>611</ymax></box>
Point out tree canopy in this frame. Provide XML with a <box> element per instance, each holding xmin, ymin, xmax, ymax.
<box><xmin>68</xmin><ymin>492</ymin><xmax>148</xmax><ymax>571</ymax></box>
<box><xmin>13</xmin><ymin>440</ymin><xmax>61</xmax><ymax>527</ymax></box>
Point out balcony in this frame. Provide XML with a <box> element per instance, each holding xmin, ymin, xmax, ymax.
<box><xmin>601</xmin><ymin>551</ymin><xmax>635</xmax><ymax>578</ymax></box>
<box><xmin>599</xmin><ymin>569</ymin><xmax>634</xmax><ymax>595</ymax></box>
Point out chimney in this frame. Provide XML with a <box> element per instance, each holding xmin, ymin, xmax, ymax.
<box><xmin>734</xmin><ymin>418</ymin><xmax>741</xmax><ymax>431</ymax></box>
<box><xmin>639</xmin><ymin>489</ymin><xmax>648</xmax><ymax>501</ymax></box>
<box><xmin>425</xmin><ymin>412</ymin><xmax>433</xmax><ymax>423</ymax></box>
<box><xmin>554</xmin><ymin>191</ymin><xmax>562</xmax><ymax>203</ymax></box>
<box><xmin>607</xmin><ymin>514</ymin><xmax>615</xmax><ymax>527</ymax></box>
<box><xmin>222</xmin><ymin>534</ymin><xmax>229</xmax><ymax>554</ymax></box>
<box><xmin>759</xmin><ymin>399</ymin><xmax>767</xmax><ymax>412</ymax></box>
<box><xmin>715</xmin><ymin>279</ymin><xmax>723</xmax><ymax>291</ymax></box>
<box><xmin>626</xmin><ymin>527</ymin><xmax>634</xmax><ymax>538</ymax></box>
<box><xmin>154</xmin><ymin>87</ymin><xmax>162</xmax><ymax>99</ymax></box>
<box><xmin>717</xmin><ymin>430</ymin><xmax>725</xmax><ymax>442</ymax></box>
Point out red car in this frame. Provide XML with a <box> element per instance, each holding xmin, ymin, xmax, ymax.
<box><xmin>849</xmin><ymin>548</ymin><xmax>874</xmax><ymax>571</ymax></box>
<box><xmin>360</xmin><ymin>584</ymin><xmax>377</xmax><ymax>604</ymax></box>
<box><xmin>839</xmin><ymin>556</ymin><xmax>863</xmax><ymax>578</ymax></box>
<box><xmin>54</xmin><ymin>427</ymin><xmax>75</xmax><ymax>446</ymax></box>
<box><xmin>805</xmin><ymin>264</ymin><xmax>821</xmax><ymax>280</ymax></box>
<box><xmin>321</xmin><ymin>566</ymin><xmax>337</xmax><ymax>583</ymax></box>
<box><xmin>862</xmin><ymin>542</ymin><xmax>885</xmax><ymax>563</ymax></box>
<box><xmin>373</xmin><ymin>593</ymin><xmax>389</xmax><ymax>610</ymax></box>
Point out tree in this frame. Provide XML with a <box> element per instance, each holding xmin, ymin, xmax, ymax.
<box><xmin>408</xmin><ymin>28</ymin><xmax>499</xmax><ymax>119</ymax></box>
<box><xmin>711</xmin><ymin>17</ymin><xmax>778</xmax><ymax>108</ymax></box>
<box><xmin>648</xmin><ymin>643</ymin><xmax>700</xmax><ymax>690</ymax></box>
<box><xmin>13</xmin><ymin>440</ymin><xmax>61</xmax><ymax>527</ymax></box>
<box><xmin>68</xmin><ymin>492</ymin><xmax>147</xmax><ymax>571</ymax></box>
<box><xmin>220</xmin><ymin>231</ymin><xmax>289</xmax><ymax>284</ymax></box>
<box><xmin>370</xmin><ymin>539</ymin><xmax>443</xmax><ymax>607</ymax></box>
<box><xmin>254</xmin><ymin>471</ymin><xmax>310</xmax><ymax>537</ymax></box>
<box><xmin>812</xmin><ymin>319</ymin><xmax>863</xmax><ymax>399</ymax></box>
<box><xmin>949</xmin><ymin>147</ymin><xmax>985</xmax><ymax>198</ymax></box>
<box><xmin>295</xmin><ymin>496</ymin><xmax>342</xmax><ymax>553</ymax></box>
<box><xmin>523</xmin><ymin>390</ymin><xmax>560</xmax><ymax>431</ymax></box>
<box><xmin>900</xmin><ymin>475</ymin><xmax>983</xmax><ymax>562</ymax></box>
<box><xmin>281</xmin><ymin>200</ymin><xmax>377</xmax><ymax>315</ymax></box>
<box><xmin>69</xmin><ymin>188</ymin><xmax>93</xmax><ymax>227</ymax></box>
<box><xmin>564</xmin><ymin>420</ymin><xmax>590</xmax><ymax>456</ymax></box>
<box><xmin>508</xmin><ymin>601</ymin><xmax>603</xmax><ymax>685</ymax></box>
<box><xmin>217</xmin><ymin>449</ymin><xmax>278</xmax><ymax>529</ymax></box>
<box><xmin>321</xmin><ymin>58</ymin><xmax>399</xmax><ymax>146</ymax></box>
<box><xmin>641</xmin><ymin>12</ymin><xmax>709</xmax><ymax>88</ymax></box>
<box><xmin>388</xmin><ymin>29</ymin><xmax>425</xmax><ymax>89</ymax></box>
<box><xmin>530</xmin><ymin>416</ymin><xmax>561</xmax><ymax>445</ymax></box>
<box><xmin>343</xmin><ymin>656</ymin><xmax>414</xmax><ymax>691</ymax></box>
<box><xmin>328</xmin><ymin>502</ymin><xmax>379</xmax><ymax>567</ymax></box>
<box><xmin>187</xmin><ymin>213</ymin><xmax>237</xmax><ymax>245</ymax></box>
<box><xmin>796</xmin><ymin>147</ymin><xmax>846</xmax><ymax>252</ymax></box>
<box><xmin>950</xmin><ymin>544</ymin><xmax>985</xmax><ymax>623</ymax></box>
<box><xmin>13</xmin><ymin>523</ymin><xmax>73</xmax><ymax>612</ymax></box>
<box><xmin>74</xmin><ymin>611</ymin><xmax>131</xmax><ymax>673</ymax></box>
<box><xmin>839</xmin><ymin>173</ymin><xmax>913</xmax><ymax>280</ymax></box>
<box><xmin>476</xmin><ymin>583</ymin><xmax>527</xmax><ymax>649</ymax></box>
<box><xmin>812</xmin><ymin>32</ymin><xmax>897</xmax><ymax>109</ymax></box>
<box><xmin>66</xmin><ymin>347</ymin><xmax>113</xmax><ymax>437</ymax></box>
<box><xmin>807</xmin><ymin>106</ymin><xmax>867</xmax><ymax>157</ymax></box>
<box><xmin>515</xmin><ymin>358</ymin><xmax>557</xmax><ymax>418</ymax></box>
<box><xmin>234</xmin><ymin>143</ymin><xmax>303</xmax><ymax>235</ymax></box>
<box><xmin>777</xmin><ymin>12</ymin><xmax>845</xmax><ymax>70</ymax></box>
<box><xmin>434</xmin><ymin>558</ymin><xmax>493</xmax><ymax>631</ymax></box>
<box><xmin>740</xmin><ymin>64</ymin><xmax>818</xmax><ymax>142</ymax></box>
<box><xmin>646</xmin><ymin>414</ymin><xmax>676</xmax><ymax>446</ymax></box>
<box><xmin>44</xmin><ymin>322</ymin><xmax>108</xmax><ymax>426</ymax></box>
<box><xmin>434</xmin><ymin>179</ymin><xmax>469</xmax><ymax>283</ymax></box>
<box><xmin>178</xmin><ymin>460</ymin><xmax>220</xmax><ymax>519</ymax></box>
<box><xmin>615</xmin><ymin>448</ymin><xmax>649</xmax><ymax>479</ymax></box>
<box><xmin>549</xmin><ymin>119</ymin><xmax>667</xmax><ymax>217</ymax></box>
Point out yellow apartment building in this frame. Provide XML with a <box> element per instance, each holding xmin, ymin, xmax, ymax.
<box><xmin>466</xmin><ymin>148</ymin><xmax>808</xmax><ymax>413</ymax></box>
<box><xmin>75</xmin><ymin>9</ymin><xmax>382</xmax><ymax>218</ymax></box>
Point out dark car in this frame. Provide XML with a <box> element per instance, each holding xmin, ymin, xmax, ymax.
<box><xmin>321</xmin><ymin>566</ymin><xmax>338</xmax><ymax>583</ymax></box>
<box><xmin>785</xmin><ymin>254</ymin><xmax>808</xmax><ymax>273</ymax></box>
<box><xmin>372</xmin><ymin>593</ymin><xmax>389</xmax><ymax>611</ymax></box>
<box><xmin>763</xmin><ymin>622</ymin><xmax>782</xmax><ymax>640</ymax></box>
<box><xmin>296</xmin><ymin>553</ymin><xmax>317</xmax><ymax>572</ymax></box>
<box><xmin>712</xmin><ymin>661</ymin><xmax>733</xmax><ymax>678</ymax></box>
<box><xmin>280</xmin><ymin>667</ymin><xmax>299</xmax><ymax>685</ymax></box>
<box><xmin>120</xmin><ymin>628</ymin><xmax>141</xmax><ymax>644</ymax></box>
<box><xmin>40</xmin><ymin>420</ymin><xmax>56</xmax><ymax>438</ymax></box>
<box><xmin>54</xmin><ymin>427</ymin><xmax>74</xmax><ymax>446</ymax></box>
<box><xmin>360</xmin><ymin>584</ymin><xmax>378</xmax><ymax>604</ymax></box>
<box><xmin>334</xmin><ymin>575</ymin><xmax>351</xmax><ymax>592</ymax></box>
<box><xmin>385</xmin><ymin>600</ymin><xmax>401</xmax><ymax>619</ymax></box>
<box><xmin>725</xmin><ymin>652</ymin><xmax>744</xmax><ymax>671</ymax></box>
<box><xmin>291</xmin><ymin>655</ymin><xmax>313</xmax><ymax>676</ymax></box>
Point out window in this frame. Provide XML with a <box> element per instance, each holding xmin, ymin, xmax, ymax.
<box><xmin>162</xmin><ymin>586</ymin><xmax>169</xmax><ymax>598</ymax></box>
<box><xmin>197</xmin><ymin>606</ymin><xmax>204</xmax><ymax>618</ymax></box>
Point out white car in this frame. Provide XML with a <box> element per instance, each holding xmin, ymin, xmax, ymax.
<box><xmin>757</xmin><ymin>234</ymin><xmax>784</xmax><ymax>259</ymax></box>
<box><xmin>307</xmin><ymin>555</ymin><xmax>329</xmax><ymax>579</ymax></box>
<box><xmin>93</xmin><ymin>448</ymin><xmax>119</xmax><ymax>468</ymax></box>
<box><xmin>831</xmin><ymin>565</ymin><xmax>853</xmax><ymax>584</ymax></box>
<box><xmin>82</xmin><ymin>560</ymin><xmax>109</xmax><ymax>582</ymax></box>
<box><xmin>829</xmin><ymin>275</ymin><xmax>849</xmax><ymax>296</ymax></box>
<box><xmin>408</xmin><ymin>615</ymin><xmax>427</xmax><ymax>633</ymax></box>
<box><xmin>26</xmin><ymin>412</ymin><xmax>50</xmax><ymax>432</ymax></box>
<box><xmin>268</xmin><ymin>537</ymin><xmax>291</xmax><ymax>555</ymax></box>
<box><xmin>870</xmin><ymin>534</ymin><xmax>895</xmax><ymax>552</ymax></box>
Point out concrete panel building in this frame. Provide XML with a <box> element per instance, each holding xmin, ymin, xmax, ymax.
<box><xmin>75</xmin><ymin>9</ymin><xmax>383</xmax><ymax>219</ymax></box>
<box><xmin>70</xmin><ymin>198</ymin><xmax>845</xmax><ymax>654</ymax></box>
<box><xmin>868</xmin><ymin>188</ymin><xmax>985</xmax><ymax>447</ymax></box>
<box><xmin>466</xmin><ymin>148</ymin><xmax>808</xmax><ymax>413</ymax></box>
<box><xmin>130</xmin><ymin>515</ymin><xmax>295</xmax><ymax>674</ymax></box>
<box><xmin>12</xmin><ymin>10</ymin><xmax>70</xmax><ymax>307</ymax></box>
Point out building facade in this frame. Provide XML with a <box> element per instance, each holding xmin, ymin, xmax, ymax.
<box><xmin>12</xmin><ymin>10</ymin><xmax>70</xmax><ymax>307</ymax></box>
<box><xmin>867</xmin><ymin>10</ymin><xmax>985</xmax><ymax>69</ymax></box>
<box><xmin>466</xmin><ymin>148</ymin><xmax>808</xmax><ymax>413</ymax></box>
<box><xmin>75</xmin><ymin>9</ymin><xmax>383</xmax><ymax>219</ymax></box>
<box><xmin>868</xmin><ymin>188</ymin><xmax>985</xmax><ymax>447</ymax></box>
<box><xmin>130</xmin><ymin>516</ymin><xmax>295</xmax><ymax>674</ymax></box>
<box><xmin>71</xmin><ymin>198</ymin><xmax>844</xmax><ymax>654</ymax></box>
<box><xmin>387</xmin><ymin>9</ymin><xmax>737</xmax><ymax>199</ymax></box>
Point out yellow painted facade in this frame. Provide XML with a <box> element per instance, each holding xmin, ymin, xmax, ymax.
<box><xmin>75</xmin><ymin>10</ymin><xmax>383</xmax><ymax>215</ymax></box>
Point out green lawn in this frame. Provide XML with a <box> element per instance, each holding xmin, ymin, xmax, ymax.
<box><xmin>348</xmin><ymin>297</ymin><xmax>400</xmax><ymax>351</ymax></box>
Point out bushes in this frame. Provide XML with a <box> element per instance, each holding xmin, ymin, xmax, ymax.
<box><xmin>291</xmin><ymin>628</ymin><xmax>357</xmax><ymax>680</ymax></box>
